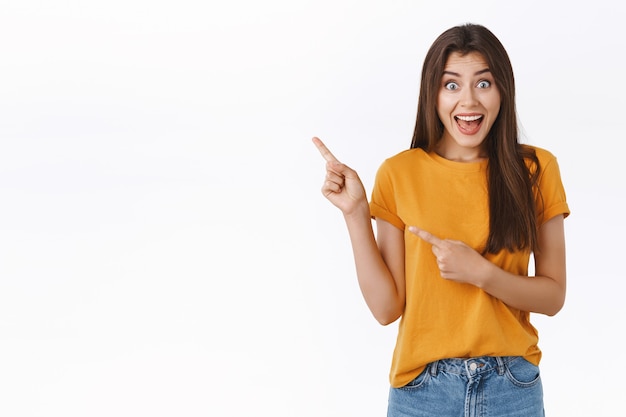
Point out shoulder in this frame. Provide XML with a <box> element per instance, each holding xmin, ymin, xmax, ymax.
<box><xmin>522</xmin><ymin>144</ymin><xmax>557</xmax><ymax>161</ymax></box>
<box><xmin>375</xmin><ymin>148</ymin><xmax>429</xmax><ymax>181</ymax></box>
<box><xmin>522</xmin><ymin>145</ymin><xmax>567</xmax><ymax>193</ymax></box>
<box><xmin>379</xmin><ymin>148</ymin><xmax>428</xmax><ymax>169</ymax></box>
<box><xmin>521</xmin><ymin>144</ymin><xmax>560</xmax><ymax>171</ymax></box>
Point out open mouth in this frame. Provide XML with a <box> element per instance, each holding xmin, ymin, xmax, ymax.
<box><xmin>454</xmin><ymin>114</ymin><xmax>483</xmax><ymax>135</ymax></box>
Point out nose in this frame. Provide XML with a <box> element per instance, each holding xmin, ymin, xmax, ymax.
<box><xmin>460</xmin><ymin>87</ymin><xmax>478</xmax><ymax>107</ymax></box>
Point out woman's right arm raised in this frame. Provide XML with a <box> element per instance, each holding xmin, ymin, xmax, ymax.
<box><xmin>312</xmin><ymin>137</ymin><xmax>405</xmax><ymax>325</ymax></box>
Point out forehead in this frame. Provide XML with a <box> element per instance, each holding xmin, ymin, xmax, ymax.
<box><xmin>443</xmin><ymin>51</ymin><xmax>489</xmax><ymax>72</ymax></box>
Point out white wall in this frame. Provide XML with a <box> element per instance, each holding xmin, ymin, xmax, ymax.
<box><xmin>0</xmin><ymin>1</ymin><xmax>622</xmax><ymax>416</ymax></box>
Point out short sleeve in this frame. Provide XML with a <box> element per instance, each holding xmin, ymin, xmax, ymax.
<box><xmin>536</xmin><ymin>152</ymin><xmax>570</xmax><ymax>224</ymax></box>
<box><xmin>369</xmin><ymin>159</ymin><xmax>405</xmax><ymax>230</ymax></box>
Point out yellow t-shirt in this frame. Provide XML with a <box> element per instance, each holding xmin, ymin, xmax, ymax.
<box><xmin>369</xmin><ymin>146</ymin><xmax>570</xmax><ymax>388</ymax></box>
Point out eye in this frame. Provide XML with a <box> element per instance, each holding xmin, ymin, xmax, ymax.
<box><xmin>444</xmin><ymin>82</ymin><xmax>459</xmax><ymax>91</ymax></box>
<box><xmin>477</xmin><ymin>80</ymin><xmax>491</xmax><ymax>88</ymax></box>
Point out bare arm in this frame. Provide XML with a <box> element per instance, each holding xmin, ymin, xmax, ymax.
<box><xmin>346</xmin><ymin>213</ymin><xmax>405</xmax><ymax>325</ymax></box>
<box><xmin>313</xmin><ymin>137</ymin><xmax>405</xmax><ymax>324</ymax></box>
<box><xmin>479</xmin><ymin>215</ymin><xmax>566</xmax><ymax>316</ymax></box>
<box><xmin>410</xmin><ymin>214</ymin><xmax>567</xmax><ymax>316</ymax></box>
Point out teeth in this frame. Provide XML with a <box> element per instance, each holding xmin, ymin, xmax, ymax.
<box><xmin>456</xmin><ymin>115</ymin><xmax>482</xmax><ymax>121</ymax></box>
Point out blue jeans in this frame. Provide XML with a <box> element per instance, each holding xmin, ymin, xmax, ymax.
<box><xmin>388</xmin><ymin>356</ymin><xmax>544</xmax><ymax>417</ymax></box>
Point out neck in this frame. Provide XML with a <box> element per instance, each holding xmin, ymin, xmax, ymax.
<box><xmin>435</xmin><ymin>141</ymin><xmax>487</xmax><ymax>163</ymax></box>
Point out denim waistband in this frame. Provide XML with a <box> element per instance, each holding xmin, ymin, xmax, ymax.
<box><xmin>428</xmin><ymin>356</ymin><xmax>519</xmax><ymax>377</ymax></box>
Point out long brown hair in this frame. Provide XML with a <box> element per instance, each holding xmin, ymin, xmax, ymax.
<box><xmin>411</xmin><ymin>23</ymin><xmax>540</xmax><ymax>253</ymax></box>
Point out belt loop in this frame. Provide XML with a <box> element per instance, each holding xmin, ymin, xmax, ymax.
<box><xmin>429</xmin><ymin>361</ymin><xmax>439</xmax><ymax>376</ymax></box>
<box><xmin>495</xmin><ymin>356</ymin><xmax>505</xmax><ymax>375</ymax></box>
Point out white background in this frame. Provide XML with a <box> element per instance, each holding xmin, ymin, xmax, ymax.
<box><xmin>0</xmin><ymin>1</ymin><xmax>623</xmax><ymax>416</ymax></box>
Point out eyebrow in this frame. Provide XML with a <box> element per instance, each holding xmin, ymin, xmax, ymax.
<box><xmin>442</xmin><ymin>68</ymin><xmax>492</xmax><ymax>77</ymax></box>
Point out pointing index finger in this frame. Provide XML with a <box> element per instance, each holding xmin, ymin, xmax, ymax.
<box><xmin>409</xmin><ymin>226</ymin><xmax>444</xmax><ymax>247</ymax></box>
<box><xmin>312</xmin><ymin>137</ymin><xmax>339</xmax><ymax>163</ymax></box>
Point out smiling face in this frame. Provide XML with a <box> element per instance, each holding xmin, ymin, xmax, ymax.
<box><xmin>436</xmin><ymin>51</ymin><xmax>501</xmax><ymax>162</ymax></box>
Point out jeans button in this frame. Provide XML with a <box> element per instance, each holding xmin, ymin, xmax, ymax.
<box><xmin>469</xmin><ymin>362</ymin><xmax>477</xmax><ymax>371</ymax></box>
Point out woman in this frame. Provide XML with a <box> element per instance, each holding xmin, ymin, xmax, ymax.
<box><xmin>313</xmin><ymin>23</ymin><xmax>569</xmax><ymax>416</ymax></box>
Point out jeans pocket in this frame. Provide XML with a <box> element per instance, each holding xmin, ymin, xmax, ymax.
<box><xmin>504</xmin><ymin>358</ymin><xmax>541</xmax><ymax>388</ymax></box>
<box><xmin>399</xmin><ymin>365</ymin><xmax>432</xmax><ymax>391</ymax></box>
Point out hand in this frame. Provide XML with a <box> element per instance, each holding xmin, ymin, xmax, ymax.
<box><xmin>312</xmin><ymin>137</ymin><xmax>367</xmax><ymax>215</ymax></box>
<box><xmin>408</xmin><ymin>226</ymin><xmax>492</xmax><ymax>287</ymax></box>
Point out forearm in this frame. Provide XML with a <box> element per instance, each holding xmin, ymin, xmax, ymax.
<box><xmin>478</xmin><ymin>263</ymin><xmax>566</xmax><ymax>316</ymax></box>
<box><xmin>343</xmin><ymin>205</ymin><xmax>404</xmax><ymax>325</ymax></box>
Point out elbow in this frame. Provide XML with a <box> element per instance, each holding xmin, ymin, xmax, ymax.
<box><xmin>532</xmin><ymin>276</ymin><xmax>566</xmax><ymax>316</ymax></box>
<box><xmin>366</xmin><ymin>295</ymin><xmax>404</xmax><ymax>326</ymax></box>
<box><xmin>544</xmin><ymin>300</ymin><xmax>565</xmax><ymax>317</ymax></box>
<box><xmin>376</xmin><ymin>316</ymin><xmax>397</xmax><ymax>326</ymax></box>
<box><xmin>543</xmin><ymin>307</ymin><xmax>561</xmax><ymax>317</ymax></box>
<box><xmin>542</xmin><ymin>292</ymin><xmax>566</xmax><ymax>317</ymax></box>
<box><xmin>373</xmin><ymin>307</ymin><xmax>402</xmax><ymax>326</ymax></box>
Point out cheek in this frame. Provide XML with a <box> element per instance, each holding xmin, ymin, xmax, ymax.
<box><xmin>436</xmin><ymin>95</ymin><xmax>453</xmax><ymax>119</ymax></box>
<box><xmin>489</xmin><ymin>90</ymin><xmax>502</xmax><ymax>114</ymax></box>
<box><xmin>436</xmin><ymin>107</ymin><xmax>449</xmax><ymax>127</ymax></box>
<box><xmin>484</xmin><ymin>94</ymin><xmax>501</xmax><ymax>118</ymax></box>
<box><xmin>491</xmin><ymin>100</ymin><xmax>501</xmax><ymax>119</ymax></box>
